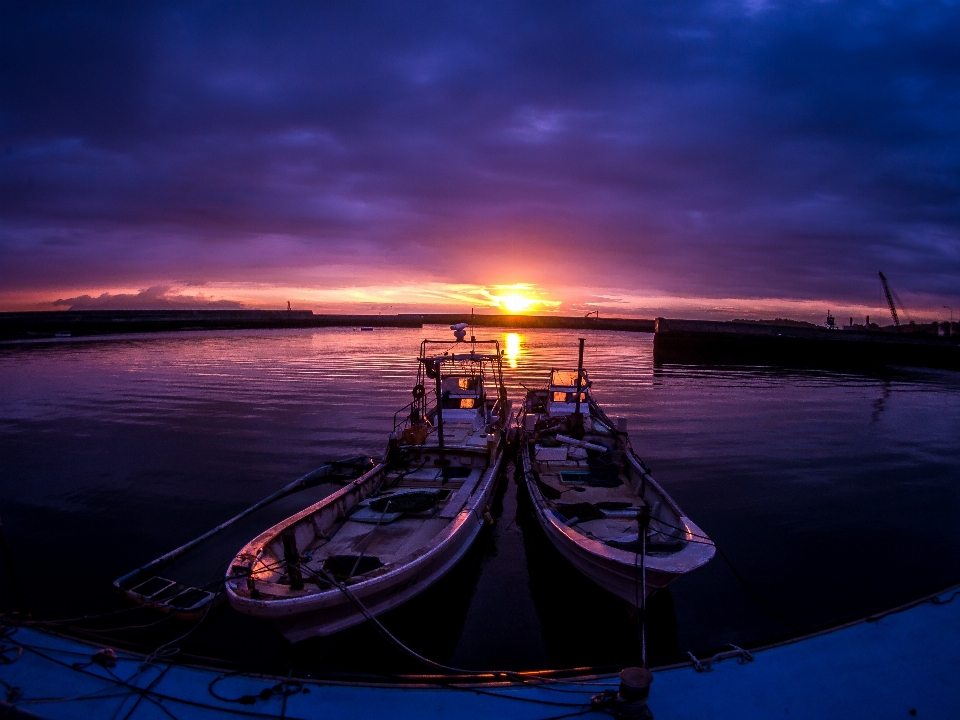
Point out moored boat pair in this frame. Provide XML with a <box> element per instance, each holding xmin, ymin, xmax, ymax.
<box><xmin>225</xmin><ymin>331</ymin><xmax>714</xmax><ymax>641</ymax></box>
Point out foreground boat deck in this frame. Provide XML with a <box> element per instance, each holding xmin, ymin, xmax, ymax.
<box><xmin>3</xmin><ymin>585</ymin><xmax>958</xmax><ymax>719</ymax></box>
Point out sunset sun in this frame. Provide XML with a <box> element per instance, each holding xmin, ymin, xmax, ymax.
<box><xmin>499</xmin><ymin>293</ymin><xmax>535</xmax><ymax>313</ymax></box>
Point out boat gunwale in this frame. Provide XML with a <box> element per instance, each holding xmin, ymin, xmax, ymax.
<box><xmin>519</xmin><ymin>390</ymin><xmax>716</xmax><ymax>575</ymax></box>
<box><xmin>226</xmin><ymin>447</ymin><xmax>506</xmax><ymax>616</ymax></box>
<box><xmin>520</xmin><ymin>446</ymin><xmax>715</xmax><ymax>575</ymax></box>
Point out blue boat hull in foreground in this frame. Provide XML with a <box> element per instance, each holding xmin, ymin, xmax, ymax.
<box><xmin>2</xmin><ymin>585</ymin><xmax>958</xmax><ymax>719</ymax></box>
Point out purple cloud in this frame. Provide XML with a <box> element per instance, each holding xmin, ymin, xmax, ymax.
<box><xmin>1</xmin><ymin>1</ymin><xmax>959</xmax><ymax>312</ymax></box>
<box><xmin>52</xmin><ymin>286</ymin><xmax>244</xmax><ymax>311</ymax></box>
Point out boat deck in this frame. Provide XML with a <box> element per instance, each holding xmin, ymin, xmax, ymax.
<box><xmin>248</xmin><ymin>451</ymin><xmax>492</xmax><ymax>597</ymax></box>
<box><xmin>530</xmin><ymin>433</ymin><xmax>682</xmax><ymax>549</ymax></box>
<box><xmin>418</xmin><ymin>416</ymin><xmax>495</xmax><ymax>449</ymax></box>
<box><xmin>3</xmin><ymin>585</ymin><xmax>958</xmax><ymax>718</ymax></box>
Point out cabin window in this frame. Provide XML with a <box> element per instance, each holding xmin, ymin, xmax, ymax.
<box><xmin>552</xmin><ymin>391</ymin><xmax>586</xmax><ymax>403</ymax></box>
<box><xmin>441</xmin><ymin>397</ymin><xmax>477</xmax><ymax>409</ymax></box>
<box><xmin>442</xmin><ymin>376</ymin><xmax>479</xmax><ymax>393</ymax></box>
<box><xmin>551</xmin><ymin>370</ymin><xmax>581</xmax><ymax>387</ymax></box>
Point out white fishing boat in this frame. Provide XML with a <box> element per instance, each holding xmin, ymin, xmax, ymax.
<box><xmin>518</xmin><ymin>340</ymin><xmax>714</xmax><ymax>606</ymax></box>
<box><xmin>226</xmin><ymin>331</ymin><xmax>510</xmax><ymax>641</ymax></box>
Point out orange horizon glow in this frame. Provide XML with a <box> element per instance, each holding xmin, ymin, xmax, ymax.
<box><xmin>0</xmin><ymin>280</ymin><xmax>950</xmax><ymax>325</ymax></box>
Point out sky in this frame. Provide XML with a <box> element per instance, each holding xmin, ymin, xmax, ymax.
<box><xmin>1</xmin><ymin>1</ymin><xmax>959</xmax><ymax>322</ymax></box>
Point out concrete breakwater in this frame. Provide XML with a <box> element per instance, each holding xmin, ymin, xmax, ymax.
<box><xmin>0</xmin><ymin>310</ymin><xmax>655</xmax><ymax>341</ymax></box>
<box><xmin>0</xmin><ymin>310</ymin><xmax>419</xmax><ymax>341</ymax></box>
<box><xmin>399</xmin><ymin>313</ymin><xmax>656</xmax><ymax>332</ymax></box>
<box><xmin>653</xmin><ymin>318</ymin><xmax>960</xmax><ymax>371</ymax></box>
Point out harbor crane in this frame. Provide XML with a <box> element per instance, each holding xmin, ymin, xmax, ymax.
<box><xmin>878</xmin><ymin>271</ymin><xmax>909</xmax><ymax>331</ymax></box>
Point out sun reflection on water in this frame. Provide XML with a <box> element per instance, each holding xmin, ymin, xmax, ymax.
<box><xmin>505</xmin><ymin>332</ymin><xmax>522</xmax><ymax>369</ymax></box>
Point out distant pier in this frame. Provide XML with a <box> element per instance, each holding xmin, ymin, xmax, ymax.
<box><xmin>653</xmin><ymin>318</ymin><xmax>960</xmax><ymax>371</ymax></box>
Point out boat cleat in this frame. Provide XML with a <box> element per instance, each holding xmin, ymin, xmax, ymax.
<box><xmin>591</xmin><ymin>666</ymin><xmax>654</xmax><ymax>719</ymax></box>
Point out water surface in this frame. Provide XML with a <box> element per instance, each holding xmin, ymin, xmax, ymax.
<box><xmin>2</xmin><ymin>326</ymin><xmax>958</xmax><ymax>675</ymax></box>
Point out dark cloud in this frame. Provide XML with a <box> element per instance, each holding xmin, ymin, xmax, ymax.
<box><xmin>1</xmin><ymin>1</ymin><xmax>959</xmax><ymax>308</ymax></box>
<box><xmin>52</xmin><ymin>286</ymin><xmax>244</xmax><ymax>311</ymax></box>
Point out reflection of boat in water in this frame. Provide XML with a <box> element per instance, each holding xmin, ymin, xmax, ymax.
<box><xmin>226</xmin><ymin>333</ymin><xmax>510</xmax><ymax>641</ymax></box>
<box><xmin>518</xmin><ymin>341</ymin><xmax>714</xmax><ymax>607</ymax></box>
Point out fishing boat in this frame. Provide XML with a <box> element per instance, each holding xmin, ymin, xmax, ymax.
<box><xmin>518</xmin><ymin>340</ymin><xmax>714</xmax><ymax>606</ymax></box>
<box><xmin>226</xmin><ymin>331</ymin><xmax>510</xmax><ymax>640</ymax></box>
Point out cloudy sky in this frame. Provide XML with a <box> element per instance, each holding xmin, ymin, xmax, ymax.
<box><xmin>2</xmin><ymin>1</ymin><xmax>958</xmax><ymax>320</ymax></box>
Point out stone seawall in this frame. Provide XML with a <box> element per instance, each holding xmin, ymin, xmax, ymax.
<box><xmin>0</xmin><ymin>310</ymin><xmax>421</xmax><ymax>340</ymax></box>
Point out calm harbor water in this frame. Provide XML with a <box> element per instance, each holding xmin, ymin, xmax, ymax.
<box><xmin>2</xmin><ymin>326</ymin><xmax>959</xmax><ymax>676</ymax></box>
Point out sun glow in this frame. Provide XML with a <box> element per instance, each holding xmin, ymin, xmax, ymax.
<box><xmin>485</xmin><ymin>283</ymin><xmax>557</xmax><ymax>314</ymax></box>
<box><xmin>499</xmin><ymin>294</ymin><xmax>535</xmax><ymax>313</ymax></box>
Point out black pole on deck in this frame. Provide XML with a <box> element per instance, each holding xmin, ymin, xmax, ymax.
<box><xmin>434</xmin><ymin>360</ymin><xmax>446</xmax><ymax>463</ymax></box>
<box><xmin>574</xmin><ymin>338</ymin><xmax>585</xmax><ymax>415</ymax></box>
<box><xmin>639</xmin><ymin>505</ymin><xmax>651</xmax><ymax>668</ymax></box>
<box><xmin>281</xmin><ymin>529</ymin><xmax>304</xmax><ymax>591</ymax></box>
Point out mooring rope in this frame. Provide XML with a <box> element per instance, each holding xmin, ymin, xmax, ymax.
<box><xmin>295</xmin><ymin>561</ymin><xmax>602</xmax><ymax>697</ymax></box>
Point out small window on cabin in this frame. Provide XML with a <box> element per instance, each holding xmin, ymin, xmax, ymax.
<box><xmin>551</xmin><ymin>370</ymin><xmax>580</xmax><ymax>387</ymax></box>
<box><xmin>552</xmin><ymin>391</ymin><xmax>567</xmax><ymax>402</ymax></box>
<box><xmin>442</xmin><ymin>397</ymin><xmax>477</xmax><ymax>410</ymax></box>
<box><xmin>442</xmin><ymin>376</ymin><xmax>479</xmax><ymax>394</ymax></box>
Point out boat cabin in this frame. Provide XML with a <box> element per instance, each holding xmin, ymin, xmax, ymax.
<box><xmin>392</xmin><ymin>339</ymin><xmax>508</xmax><ymax>452</ymax></box>
<box><xmin>547</xmin><ymin>368</ymin><xmax>590</xmax><ymax>417</ymax></box>
<box><xmin>439</xmin><ymin>375</ymin><xmax>485</xmax><ymax>419</ymax></box>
